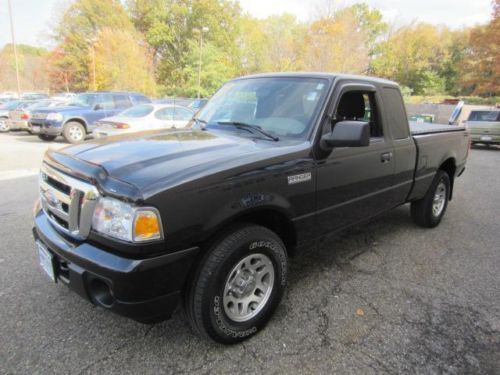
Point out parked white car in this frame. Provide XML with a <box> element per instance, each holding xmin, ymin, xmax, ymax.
<box><xmin>92</xmin><ymin>103</ymin><xmax>195</xmax><ymax>138</ymax></box>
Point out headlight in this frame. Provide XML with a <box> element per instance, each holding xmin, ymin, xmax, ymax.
<box><xmin>46</xmin><ymin>112</ymin><xmax>63</xmax><ymax>121</ymax></box>
<box><xmin>91</xmin><ymin>197</ymin><xmax>163</xmax><ymax>242</ymax></box>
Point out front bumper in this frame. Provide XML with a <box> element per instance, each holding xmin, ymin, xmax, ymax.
<box><xmin>29</xmin><ymin>120</ymin><xmax>63</xmax><ymax>136</ymax></box>
<box><xmin>33</xmin><ymin>209</ymin><xmax>199</xmax><ymax>323</ymax></box>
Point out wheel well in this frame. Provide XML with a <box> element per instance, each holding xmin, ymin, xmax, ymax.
<box><xmin>439</xmin><ymin>158</ymin><xmax>456</xmax><ymax>200</ymax></box>
<box><xmin>204</xmin><ymin>209</ymin><xmax>297</xmax><ymax>257</ymax></box>
<box><xmin>64</xmin><ymin>118</ymin><xmax>87</xmax><ymax>131</ymax></box>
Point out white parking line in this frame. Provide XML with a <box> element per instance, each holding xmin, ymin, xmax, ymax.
<box><xmin>0</xmin><ymin>169</ymin><xmax>39</xmax><ymax>181</ymax></box>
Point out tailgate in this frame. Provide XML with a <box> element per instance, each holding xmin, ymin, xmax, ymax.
<box><xmin>466</xmin><ymin>121</ymin><xmax>500</xmax><ymax>135</ymax></box>
<box><xmin>9</xmin><ymin>110</ymin><xmax>24</xmax><ymax>121</ymax></box>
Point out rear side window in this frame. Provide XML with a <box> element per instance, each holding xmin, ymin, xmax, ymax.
<box><xmin>381</xmin><ymin>87</ymin><xmax>409</xmax><ymax>140</ymax></box>
<box><xmin>120</xmin><ymin>104</ymin><xmax>154</xmax><ymax>118</ymax></box>
<box><xmin>132</xmin><ymin>95</ymin><xmax>151</xmax><ymax>104</ymax></box>
<box><xmin>113</xmin><ymin>94</ymin><xmax>132</xmax><ymax>108</ymax></box>
<box><xmin>154</xmin><ymin>107</ymin><xmax>174</xmax><ymax>120</ymax></box>
<box><xmin>468</xmin><ymin>111</ymin><xmax>500</xmax><ymax>122</ymax></box>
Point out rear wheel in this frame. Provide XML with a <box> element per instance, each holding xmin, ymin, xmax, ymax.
<box><xmin>37</xmin><ymin>134</ymin><xmax>57</xmax><ymax>141</ymax></box>
<box><xmin>63</xmin><ymin>121</ymin><xmax>86</xmax><ymax>143</ymax></box>
<box><xmin>411</xmin><ymin>170</ymin><xmax>450</xmax><ymax>228</ymax></box>
<box><xmin>186</xmin><ymin>224</ymin><xmax>288</xmax><ymax>344</ymax></box>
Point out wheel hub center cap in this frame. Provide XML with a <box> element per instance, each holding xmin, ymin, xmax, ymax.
<box><xmin>230</xmin><ymin>270</ymin><xmax>256</xmax><ymax>298</ymax></box>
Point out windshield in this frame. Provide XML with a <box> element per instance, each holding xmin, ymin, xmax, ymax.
<box><xmin>68</xmin><ymin>93</ymin><xmax>97</xmax><ymax>107</ymax></box>
<box><xmin>27</xmin><ymin>100</ymin><xmax>53</xmax><ymax>110</ymax></box>
<box><xmin>195</xmin><ymin>77</ymin><xmax>329</xmax><ymax>139</ymax></box>
<box><xmin>119</xmin><ymin>104</ymin><xmax>154</xmax><ymax>117</ymax></box>
<box><xmin>0</xmin><ymin>101</ymin><xmax>22</xmax><ymax>110</ymax></box>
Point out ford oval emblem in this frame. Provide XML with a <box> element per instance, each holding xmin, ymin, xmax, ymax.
<box><xmin>43</xmin><ymin>189</ymin><xmax>59</xmax><ymax>207</ymax></box>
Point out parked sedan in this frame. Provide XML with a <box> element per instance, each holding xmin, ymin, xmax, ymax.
<box><xmin>92</xmin><ymin>104</ymin><xmax>194</xmax><ymax>138</ymax></box>
<box><xmin>0</xmin><ymin>100</ymin><xmax>31</xmax><ymax>132</ymax></box>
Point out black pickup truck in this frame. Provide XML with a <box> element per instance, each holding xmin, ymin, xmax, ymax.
<box><xmin>33</xmin><ymin>73</ymin><xmax>469</xmax><ymax>344</ymax></box>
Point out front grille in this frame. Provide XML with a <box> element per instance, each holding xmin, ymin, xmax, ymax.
<box><xmin>39</xmin><ymin>163</ymin><xmax>99</xmax><ymax>240</ymax></box>
<box><xmin>32</xmin><ymin>112</ymin><xmax>47</xmax><ymax>120</ymax></box>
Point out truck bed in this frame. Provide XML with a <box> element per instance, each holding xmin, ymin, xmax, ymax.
<box><xmin>409</xmin><ymin>122</ymin><xmax>466</xmax><ymax>135</ymax></box>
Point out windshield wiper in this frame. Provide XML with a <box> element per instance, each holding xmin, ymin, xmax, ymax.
<box><xmin>217</xmin><ymin>121</ymin><xmax>279</xmax><ymax>141</ymax></box>
<box><xmin>193</xmin><ymin>117</ymin><xmax>207</xmax><ymax>130</ymax></box>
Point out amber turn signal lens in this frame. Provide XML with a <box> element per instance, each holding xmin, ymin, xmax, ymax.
<box><xmin>134</xmin><ymin>211</ymin><xmax>161</xmax><ymax>241</ymax></box>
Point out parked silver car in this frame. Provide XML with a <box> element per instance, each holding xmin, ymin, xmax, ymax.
<box><xmin>93</xmin><ymin>104</ymin><xmax>194</xmax><ymax>138</ymax></box>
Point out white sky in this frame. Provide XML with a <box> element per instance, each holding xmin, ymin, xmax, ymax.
<box><xmin>0</xmin><ymin>0</ymin><xmax>494</xmax><ymax>49</ymax></box>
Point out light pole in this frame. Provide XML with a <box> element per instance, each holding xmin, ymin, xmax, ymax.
<box><xmin>85</xmin><ymin>37</ymin><xmax>97</xmax><ymax>91</ymax></box>
<box><xmin>193</xmin><ymin>27</ymin><xmax>209</xmax><ymax>99</ymax></box>
<box><xmin>7</xmin><ymin>0</ymin><xmax>21</xmax><ymax>97</ymax></box>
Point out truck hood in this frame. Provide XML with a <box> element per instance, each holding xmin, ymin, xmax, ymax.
<box><xmin>55</xmin><ymin>129</ymin><xmax>303</xmax><ymax>195</ymax></box>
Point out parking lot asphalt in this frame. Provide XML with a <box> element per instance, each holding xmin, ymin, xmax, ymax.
<box><xmin>0</xmin><ymin>133</ymin><xmax>499</xmax><ymax>374</ymax></box>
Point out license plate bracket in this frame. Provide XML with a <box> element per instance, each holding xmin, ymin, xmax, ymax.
<box><xmin>480</xmin><ymin>135</ymin><xmax>492</xmax><ymax>141</ymax></box>
<box><xmin>37</xmin><ymin>241</ymin><xmax>56</xmax><ymax>282</ymax></box>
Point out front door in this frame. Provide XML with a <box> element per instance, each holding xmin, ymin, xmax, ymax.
<box><xmin>315</xmin><ymin>86</ymin><xmax>398</xmax><ymax>236</ymax></box>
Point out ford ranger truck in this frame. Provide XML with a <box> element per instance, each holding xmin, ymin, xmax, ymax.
<box><xmin>33</xmin><ymin>73</ymin><xmax>470</xmax><ymax>344</ymax></box>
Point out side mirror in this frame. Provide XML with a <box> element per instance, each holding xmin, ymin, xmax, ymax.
<box><xmin>94</xmin><ymin>104</ymin><xmax>103</xmax><ymax>111</ymax></box>
<box><xmin>320</xmin><ymin>121</ymin><xmax>370</xmax><ymax>150</ymax></box>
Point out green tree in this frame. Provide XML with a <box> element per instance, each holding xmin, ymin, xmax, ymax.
<box><xmin>371</xmin><ymin>23</ymin><xmax>451</xmax><ymax>95</ymax></box>
<box><xmin>128</xmin><ymin>0</ymin><xmax>241</xmax><ymax>95</ymax></box>
<box><xmin>52</xmin><ymin>0</ymin><xmax>135</xmax><ymax>91</ymax></box>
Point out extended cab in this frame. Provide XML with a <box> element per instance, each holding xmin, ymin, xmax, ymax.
<box><xmin>29</xmin><ymin>92</ymin><xmax>151</xmax><ymax>143</ymax></box>
<box><xmin>33</xmin><ymin>73</ymin><xmax>469</xmax><ymax>344</ymax></box>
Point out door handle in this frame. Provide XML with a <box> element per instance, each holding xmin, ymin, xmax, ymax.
<box><xmin>381</xmin><ymin>152</ymin><xmax>393</xmax><ymax>163</ymax></box>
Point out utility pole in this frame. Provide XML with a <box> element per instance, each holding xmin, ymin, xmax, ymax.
<box><xmin>193</xmin><ymin>27</ymin><xmax>209</xmax><ymax>99</ymax></box>
<box><xmin>7</xmin><ymin>0</ymin><xmax>21</xmax><ymax>97</ymax></box>
<box><xmin>85</xmin><ymin>37</ymin><xmax>97</xmax><ymax>90</ymax></box>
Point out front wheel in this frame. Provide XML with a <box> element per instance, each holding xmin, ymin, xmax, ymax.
<box><xmin>411</xmin><ymin>170</ymin><xmax>450</xmax><ymax>228</ymax></box>
<box><xmin>63</xmin><ymin>121</ymin><xmax>86</xmax><ymax>143</ymax></box>
<box><xmin>186</xmin><ymin>224</ymin><xmax>288</xmax><ymax>344</ymax></box>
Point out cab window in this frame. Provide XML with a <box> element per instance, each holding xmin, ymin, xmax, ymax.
<box><xmin>334</xmin><ymin>91</ymin><xmax>383</xmax><ymax>138</ymax></box>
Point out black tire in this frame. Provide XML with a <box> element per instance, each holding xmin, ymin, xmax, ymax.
<box><xmin>0</xmin><ymin>118</ymin><xmax>10</xmax><ymax>132</ymax></box>
<box><xmin>186</xmin><ymin>224</ymin><xmax>288</xmax><ymax>344</ymax></box>
<box><xmin>37</xmin><ymin>134</ymin><xmax>57</xmax><ymax>141</ymax></box>
<box><xmin>63</xmin><ymin>121</ymin><xmax>86</xmax><ymax>143</ymax></box>
<box><xmin>411</xmin><ymin>170</ymin><xmax>450</xmax><ymax>228</ymax></box>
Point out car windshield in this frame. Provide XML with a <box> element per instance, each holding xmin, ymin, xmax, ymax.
<box><xmin>468</xmin><ymin>111</ymin><xmax>500</xmax><ymax>122</ymax></box>
<box><xmin>68</xmin><ymin>93</ymin><xmax>97</xmax><ymax>107</ymax></box>
<box><xmin>27</xmin><ymin>100</ymin><xmax>53</xmax><ymax>110</ymax></box>
<box><xmin>119</xmin><ymin>104</ymin><xmax>154</xmax><ymax>118</ymax></box>
<box><xmin>195</xmin><ymin>77</ymin><xmax>329</xmax><ymax>139</ymax></box>
<box><xmin>0</xmin><ymin>101</ymin><xmax>22</xmax><ymax>110</ymax></box>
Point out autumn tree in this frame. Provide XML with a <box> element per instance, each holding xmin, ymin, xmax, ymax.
<box><xmin>305</xmin><ymin>11</ymin><xmax>369</xmax><ymax>73</ymax></box>
<box><xmin>93</xmin><ymin>28</ymin><xmax>156</xmax><ymax>95</ymax></box>
<box><xmin>51</xmin><ymin>0</ymin><xmax>136</xmax><ymax>91</ymax></box>
<box><xmin>460</xmin><ymin>0</ymin><xmax>499</xmax><ymax>95</ymax></box>
<box><xmin>0</xmin><ymin>44</ymin><xmax>49</xmax><ymax>92</ymax></box>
